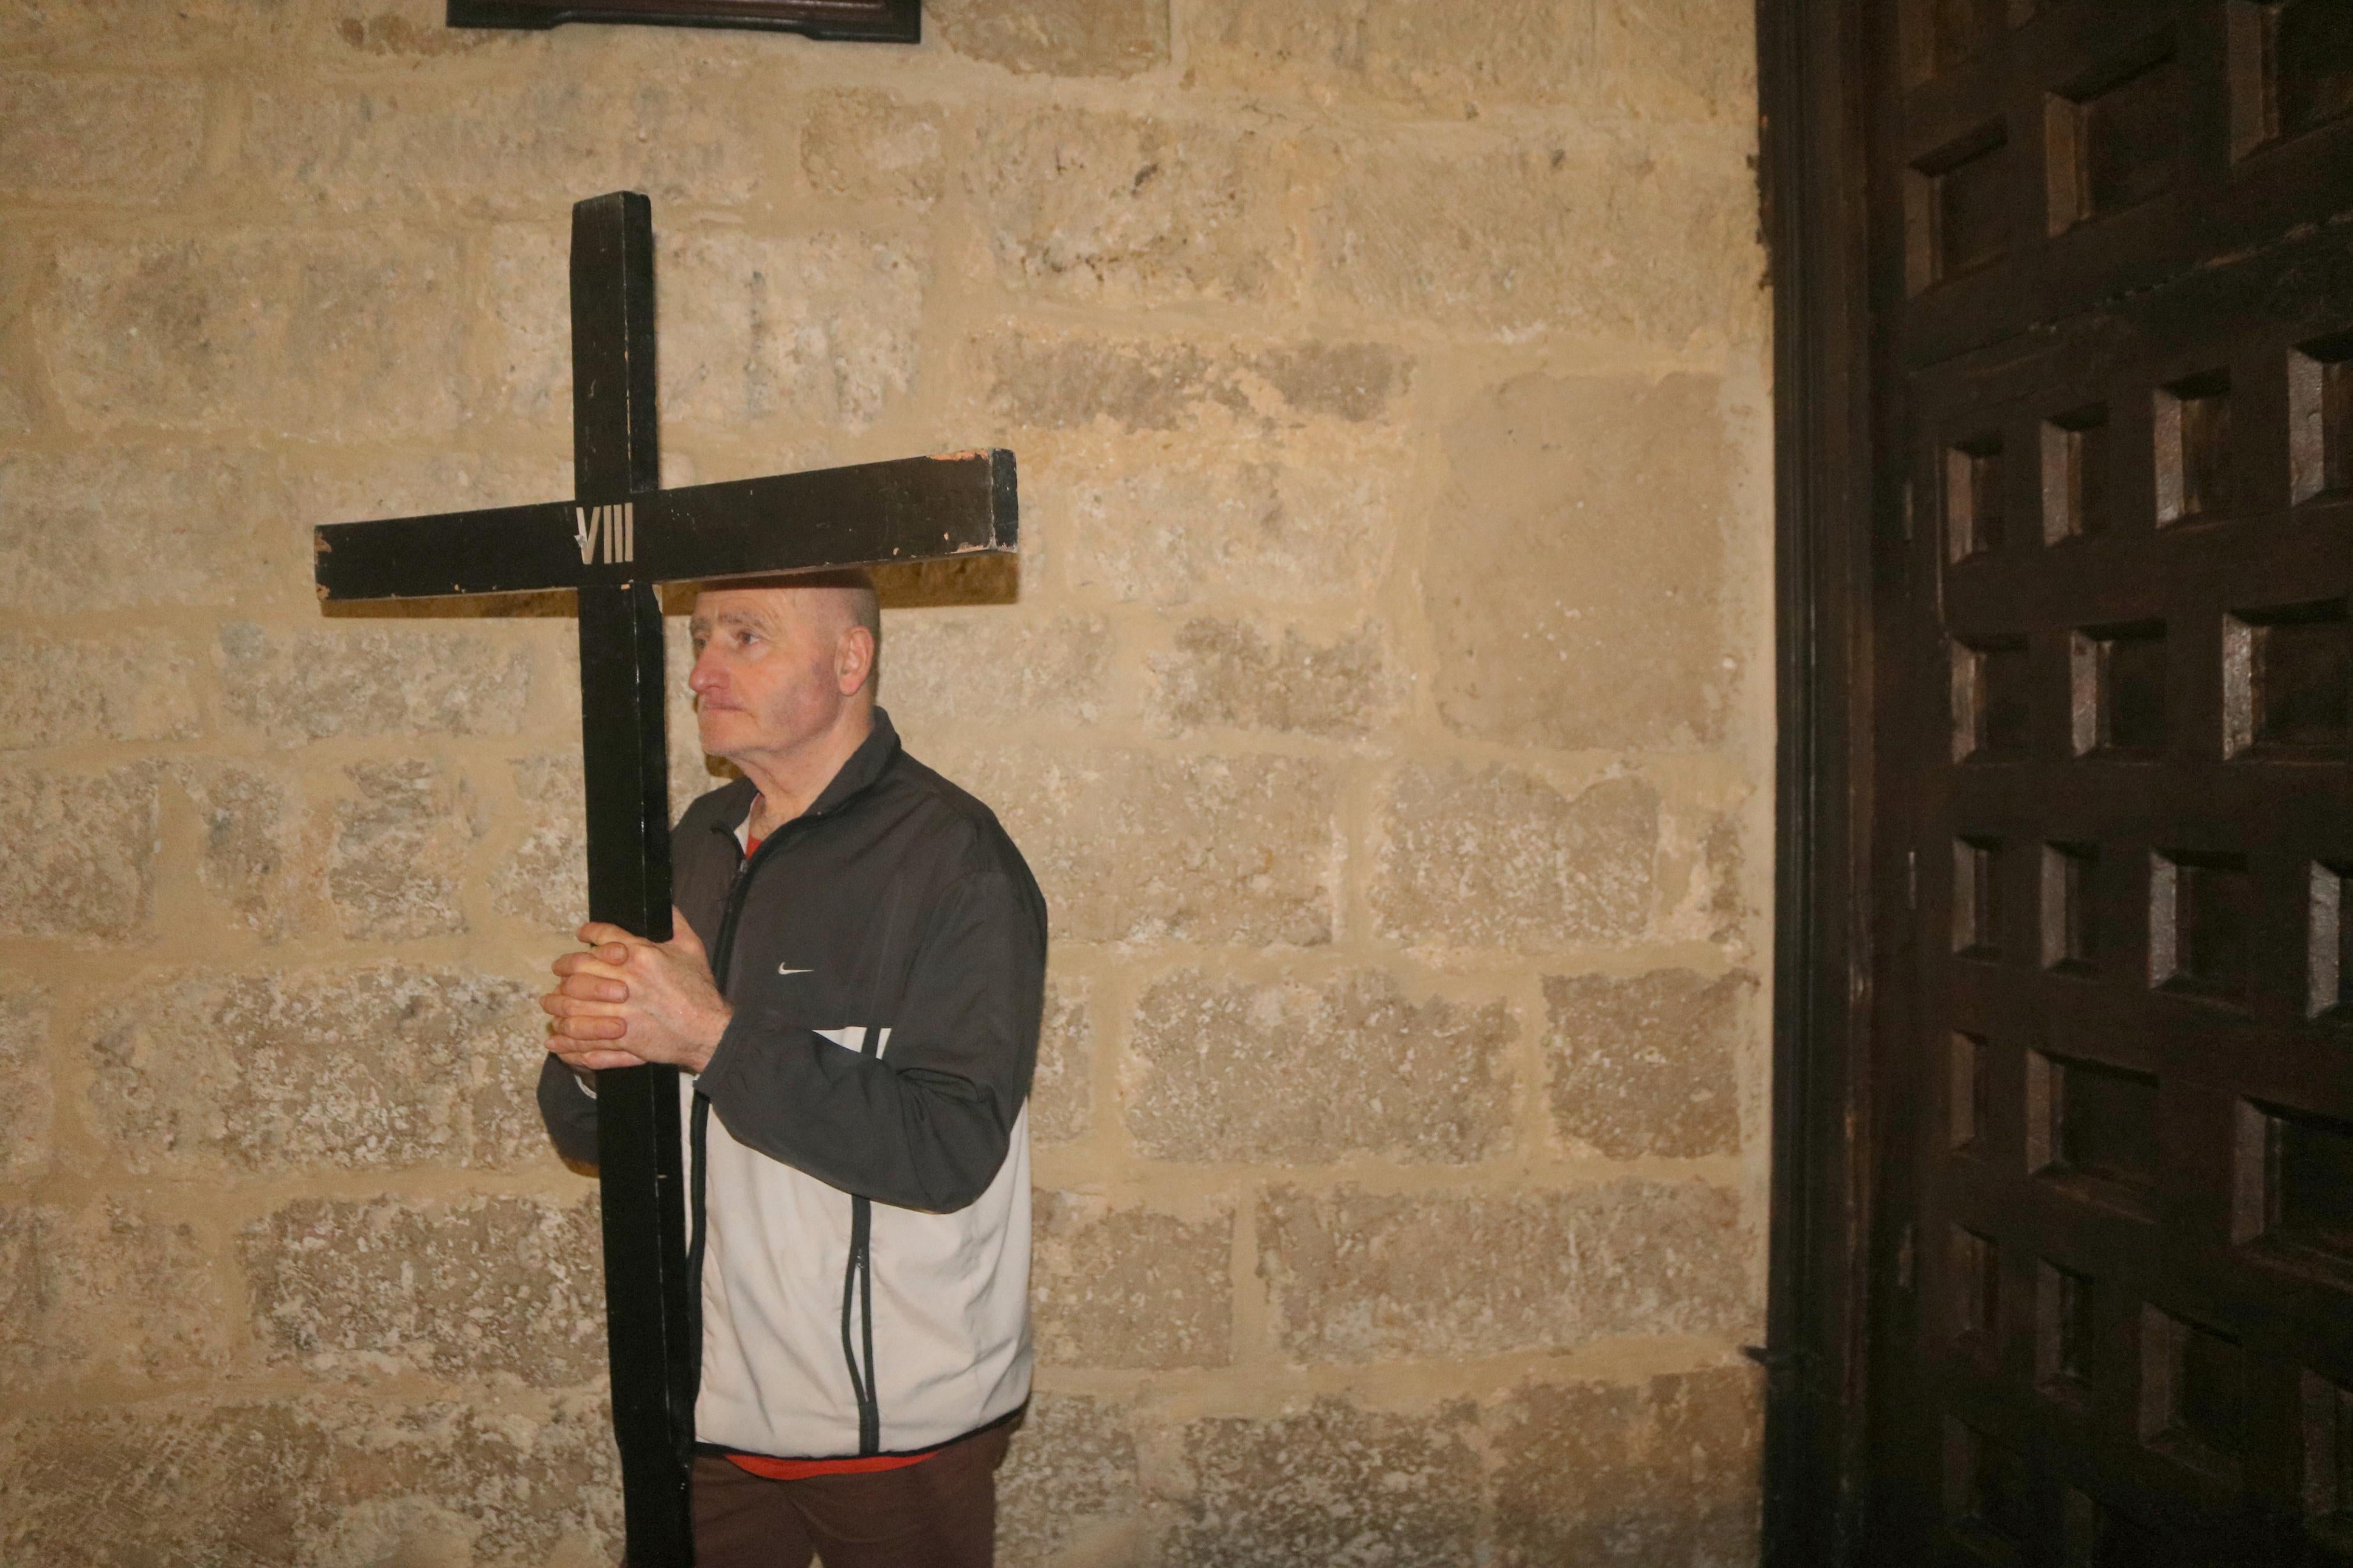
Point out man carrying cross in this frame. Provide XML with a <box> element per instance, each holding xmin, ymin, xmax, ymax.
<box><xmin>535</xmin><ymin>570</ymin><xmax>1048</xmax><ymax>1568</ymax></box>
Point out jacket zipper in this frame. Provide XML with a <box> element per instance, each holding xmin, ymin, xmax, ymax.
<box><xmin>710</xmin><ymin>819</ymin><xmax>786</xmax><ymax>987</ymax></box>
<box><xmin>840</xmin><ymin>1193</ymin><xmax>876</xmax><ymax>1455</ymax></box>
<box><xmin>686</xmin><ymin>822</ymin><xmax>785</xmax><ymax>1447</ymax></box>
<box><xmin>699</xmin><ymin>805</ymin><xmax>885</xmax><ymax>1455</ymax></box>
<box><xmin>844</xmin><ymin>1016</ymin><xmax>882</xmax><ymax>1455</ymax></box>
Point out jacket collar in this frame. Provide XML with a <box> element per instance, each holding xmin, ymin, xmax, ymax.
<box><xmin>709</xmin><ymin>707</ymin><xmax>903</xmax><ymax>837</ymax></box>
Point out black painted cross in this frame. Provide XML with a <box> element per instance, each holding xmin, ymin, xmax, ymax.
<box><xmin>311</xmin><ymin>191</ymin><xmax>1016</xmax><ymax>1567</ymax></box>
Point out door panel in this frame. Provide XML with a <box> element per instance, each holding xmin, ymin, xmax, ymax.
<box><xmin>1869</xmin><ymin>2</ymin><xmax>2353</xmax><ymax>1562</ymax></box>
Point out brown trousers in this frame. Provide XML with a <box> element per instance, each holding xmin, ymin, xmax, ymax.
<box><xmin>688</xmin><ymin>1424</ymin><xmax>1011</xmax><ymax>1568</ymax></box>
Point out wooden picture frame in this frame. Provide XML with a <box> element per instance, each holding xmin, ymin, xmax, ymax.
<box><xmin>447</xmin><ymin>0</ymin><xmax>918</xmax><ymax>42</ymax></box>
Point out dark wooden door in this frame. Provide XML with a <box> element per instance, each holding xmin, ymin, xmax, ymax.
<box><xmin>1866</xmin><ymin>3</ymin><xmax>2353</xmax><ymax>1562</ymax></box>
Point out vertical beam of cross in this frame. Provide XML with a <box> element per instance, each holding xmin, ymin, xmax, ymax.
<box><xmin>570</xmin><ymin>191</ymin><xmax>697</xmax><ymax>1566</ymax></box>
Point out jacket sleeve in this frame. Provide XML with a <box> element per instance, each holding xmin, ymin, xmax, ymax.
<box><xmin>535</xmin><ymin>1053</ymin><xmax>602</xmax><ymax>1169</ymax></box>
<box><xmin>693</xmin><ymin>866</ymin><xmax>1045</xmax><ymax>1214</ymax></box>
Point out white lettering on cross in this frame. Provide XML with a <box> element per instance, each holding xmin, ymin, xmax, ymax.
<box><xmin>574</xmin><ymin>502</ymin><xmax>636</xmax><ymax>566</ymax></box>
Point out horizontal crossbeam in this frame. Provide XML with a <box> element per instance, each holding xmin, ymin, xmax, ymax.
<box><xmin>313</xmin><ymin>448</ymin><xmax>1016</xmax><ymax>602</ymax></box>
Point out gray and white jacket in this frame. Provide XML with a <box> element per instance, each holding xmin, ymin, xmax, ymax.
<box><xmin>538</xmin><ymin>708</ymin><xmax>1046</xmax><ymax>1459</ymax></box>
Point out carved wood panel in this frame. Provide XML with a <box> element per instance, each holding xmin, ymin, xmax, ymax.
<box><xmin>1873</xmin><ymin>2</ymin><xmax>2353</xmax><ymax>1561</ymax></box>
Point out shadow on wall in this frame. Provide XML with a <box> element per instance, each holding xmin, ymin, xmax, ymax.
<box><xmin>312</xmin><ymin>552</ymin><xmax>1021</xmax><ymax>620</ymax></box>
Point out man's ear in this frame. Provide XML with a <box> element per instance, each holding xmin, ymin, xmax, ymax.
<box><xmin>836</xmin><ymin>625</ymin><xmax>877</xmax><ymax>695</ymax></box>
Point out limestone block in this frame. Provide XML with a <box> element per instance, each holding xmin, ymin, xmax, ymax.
<box><xmin>1701</xmin><ymin>812</ymin><xmax>1749</xmax><ymax>945</ymax></box>
<box><xmin>0</xmin><ymin>631</ymin><xmax>200</xmax><ymax>751</ymax></box>
<box><xmin>493</xmin><ymin>753</ymin><xmax>587</xmax><ymax>936</ymax></box>
<box><xmin>1032</xmin><ymin>1192</ymin><xmax>1231</xmax><ymax>1370</ymax></box>
<box><xmin>986</xmin><ymin>333</ymin><xmax>1410</xmax><ymax>609</ymax></box>
<box><xmin>932</xmin><ymin>0</ymin><xmax>1166</xmax><ymax>76</ymax></box>
<box><xmin>1257</xmin><ymin>343</ymin><xmax>1418</xmax><ymax>424</ymax></box>
<box><xmin>1151</xmin><ymin>618</ymin><xmax>1392</xmax><ymax>739</ymax></box>
<box><xmin>0</xmin><ymin>0</ymin><xmax>302</xmax><ymax>62</ymax></box>
<box><xmin>0</xmin><ymin>764</ymin><xmax>156</xmax><ymax>943</ymax></box>
<box><xmin>1031</xmin><ymin>974</ymin><xmax>1093</xmax><ymax>1146</ymax></box>
<box><xmin>998</xmin><ymin>1395</ymin><xmax>1141</xmax><ymax>1567</ymax></box>
<box><xmin>83</xmin><ymin>963</ymin><xmax>540</xmax><ymax>1174</ymax></box>
<box><xmin>663</xmin><ymin>612</ymin><xmax>728</xmax><ymax>822</ymax></box>
<box><xmin>658</xmin><ymin>229</ymin><xmax>925</xmax><ymax>433</ymax></box>
<box><xmin>1186</xmin><ymin>0</ymin><xmax>1593</xmax><ymax>112</ymax></box>
<box><xmin>1374</xmin><ymin>765</ymin><xmax>1658</xmax><ymax>950</ymax></box>
<box><xmin>498</xmin><ymin>224</ymin><xmax>926</xmax><ymax>434</ymax></box>
<box><xmin>0</xmin><ymin>447</ymin><xmax>290</xmax><ymax>611</ymax></box>
<box><xmin>1428</xmin><ymin>372</ymin><xmax>1734</xmax><ymax>750</ymax></box>
<box><xmin>801</xmin><ymin>88</ymin><xmax>946</xmax><ymax>207</ymax></box>
<box><xmin>885</xmin><ymin>611</ymin><xmax>1113</xmax><ymax>736</ymax></box>
<box><xmin>1545</xmin><ymin>969</ymin><xmax>1749</xmax><ymax>1159</ymax></box>
<box><xmin>971</xmin><ymin>108</ymin><xmax>1307</xmax><ymax>308</ymax></box>
<box><xmin>1258</xmin><ymin>1181</ymin><xmax>1749</xmax><ymax>1360</ymax></box>
<box><xmin>1598</xmin><ymin>0</ymin><xmax>1759</xmax><ymax>122</ymax></box>
<box><xmin>1493</xmin><ymin>1366</ymin><xmax>1762</xmax><ymax>1566</ymax></box>
<box><xmin>1311</xmin><ymin>136</ymin><xmax>1759</xmax><ymax>344</ymax></box>
<box><xmin>0</xmin><ymin>1200</ymin><xmax>226</xmax><ymax>1388</ymax></box>
<box><xmin>48</xmin><ymin>230</ymin><xmax>467</xmax><ymax>438</ymax></box>
<box><xmin>1163</xmin><ymin>1397</ymin><xmax>1482</xmax><ymax>1567</ymax></box>
<box><xmin>179</xmin><ymin>760</ymin><xmax>319</xmax><ymax>941</ymax></box>
<box><xmin>328</xmin><ymin>759</ymin><xmax>476</xmax><ymax>940</ymax></box>
<box><xmin>0</xmin><ymin>73</ymin><xmax>205</xmax><ymax>202</ymax></box>
<box><xmin>0</xmin><ymin>982</ymin><xmax>51</xmax><ymax>1178</ymax></box>
<box><xmin>471</xmin><ymin>1057</ymin><xmax>560</xmax><ymax>1174</ymax></box>
<box><xmin>988</xmin><ymin>332</ymin><xmax>1411</xmax><ymax>433</ymax></box>
<box><xmin>218</xmin><ymin>621</ymin><xmax>533</xmax><ymax>744</ymax></box>
<box><xmin>946</xmin><ymin>746</ymin><xmax>1340</xmax><ymax>946</ymax></box>
<box><xmin>1128</xmin><ymin>969</ymin><xmax>1513</xmax><ymax>1164</ymax></box>
<box><xmin>242</xmin><ymin>1194</ymin><xmax>602</xmax><ymax>1386</ymax></box>
<box><xmin>245</xmin><ymin>70</ymin><xmax>770</xmax><ymax>213</ymax></box>
<box><xmin>0</xmin><ymin>243</ymin><xmax>36</xmax><ymax>438</ymax></box>
<box><xmin>325</xmin><ymin>5</ymin><xmax>519</xmax><ymax>59</ymax></box>
<box><xmin>0</xmin><ymin>1208</ymin><xmax>68</xmax><ymax>1384</ymax></box>
<box><xmin>484</xmin><ymin>222</ymin><xmax>572</xmax><ymax>424</ymax></box>
<box><xmin>1066</xmin><ymin>441</ymin><xmax>1403</xmax><ymax>607</ymax></box>
<box><xmin>0</xmin><ymin>1395</ymin><xmax>620</xmax><ymax>1567</ymax></box>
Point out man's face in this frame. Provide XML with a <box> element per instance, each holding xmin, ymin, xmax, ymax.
<box><xmin>686</xmin><ymin>587</ymin><xmax>857</xmax><ymax>766</ymax></box>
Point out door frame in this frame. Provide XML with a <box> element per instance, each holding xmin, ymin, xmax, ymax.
<box><xmin>1756</xmin><ymin>1</ymin><xmax>1884</xmax><ymax>1562</ymax></box>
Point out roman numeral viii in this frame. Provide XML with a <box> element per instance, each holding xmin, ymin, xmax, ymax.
<box><xmin>573</xmin><ymin>502</ymin><xmax>636</xmax><ymax>566</ymax></box>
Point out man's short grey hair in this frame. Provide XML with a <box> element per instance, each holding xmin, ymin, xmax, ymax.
<box><xmin>702</xmin><ymin>570</ymin><xmax>881</xmax><ymax>690</ymax></box>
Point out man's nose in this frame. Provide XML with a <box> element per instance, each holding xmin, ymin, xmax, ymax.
<box><xmin>687</xmin><ymin>650</ymin><xmax>722</xmax><ymax>696</ymax></box>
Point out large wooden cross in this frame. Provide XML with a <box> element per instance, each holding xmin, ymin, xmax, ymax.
<box><xmin>313</xmin><ymin>191</ymin><xmax>1016</xmax><ymax>1566</ymax></box>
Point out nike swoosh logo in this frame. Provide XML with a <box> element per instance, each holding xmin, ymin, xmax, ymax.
<box><xmin>776</xmin><ymin>966</ymin><xmax>813</xmax><ymax>976</ymax></box>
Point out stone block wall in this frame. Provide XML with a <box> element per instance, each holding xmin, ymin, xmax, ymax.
<box><xmin>0</xmin><ymin>1</ymin><xmax>1772</xmax><ymax>1562</ymax></box>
